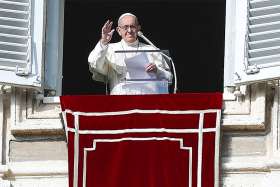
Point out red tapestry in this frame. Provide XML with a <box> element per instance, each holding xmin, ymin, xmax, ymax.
<box><xmin>60</xmin><ymin>93</ymin><xmax>222</xmax><ymax>187</ymax></box>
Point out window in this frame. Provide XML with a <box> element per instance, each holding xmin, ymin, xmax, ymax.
<box><xmin>0</xmin><ymin>0</ymin><xmax>45</xmax><ymax>88</ymax></box>
<box><xmin>62</xmin><ymin>0</ymin><xmax>225</xmax><ymax>95</ymax></box>
<box><xmin>2</xmin><ymin>0</ymin><xmax>279</xmax><ymax>96</ymax></box>
<box><xmin>0</xmin><ymin>0</ymin><xmax>226</xmax><ymax>96</ymax></box>
<box><xmin>223</xmin><ymin>0</ymin><xmax>278</xmax><ymax>130</ymax></box>
<box><xmin>225</xmin><ymin>0</ymin><xmax>280</xmax><ymax>86</ymax></box>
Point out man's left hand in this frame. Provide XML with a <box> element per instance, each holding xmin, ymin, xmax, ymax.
<box><xmin>145</xmin><ymin>63</ymin><xmax>157</xmax><ymax>73</ymax></box>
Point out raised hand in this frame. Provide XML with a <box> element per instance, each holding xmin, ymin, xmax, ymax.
<box><xmin>100</xmin><ymin>20</ymin><xmax>114</xmax><ymax>45</ymax></box>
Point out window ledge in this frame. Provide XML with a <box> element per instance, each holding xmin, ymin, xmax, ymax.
<box><xmin>11</xmin><ymin>119</ymin><xmax>65</xmax><ymax>135</ymax></box>
<box><xmin>2</xmin><ymin>161</ymin><xmax>67</xmax><ymax>177</ymax></box>
<box><xmin>222</xmin><ymin>157</ymin><xmax>280</xmax><ymax>172</ymax></box>
<box><xmin>43</xmin><ymin>96</ymin><xmax>60</xmax><ymax>104</ymax></box>
<box><xmin>222</xmin><ymin>117</ymin><xmax>265</xmax><ymax>131</ymax></box>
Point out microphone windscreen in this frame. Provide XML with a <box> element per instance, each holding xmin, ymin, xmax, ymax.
<box><xmin>137</xmin><ymin>31</ymin><xmax>144</xmax><ymax>37</ymax></box>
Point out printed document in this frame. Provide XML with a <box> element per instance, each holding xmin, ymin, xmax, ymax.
<box><xmin>125</xmin><ymin>53</ymin><xmax>156</xmax><ymax>80</ymax></box>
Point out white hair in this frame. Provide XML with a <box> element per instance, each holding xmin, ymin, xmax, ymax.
<box><xmin>118</xmin><ymin>12</ymin><xmax>139</xmax><ymax>26</ymax></box>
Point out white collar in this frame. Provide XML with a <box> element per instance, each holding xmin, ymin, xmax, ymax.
<box><xmin>121</xmin><ymin>39</ymin><xmax>139</xmax><ymax>47</ymax></box>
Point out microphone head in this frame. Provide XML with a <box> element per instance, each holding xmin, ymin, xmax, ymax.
<box><xmin>137</xmin><ymin>31</ymin><xmax>144</xmax><ymax>37</ymax></box>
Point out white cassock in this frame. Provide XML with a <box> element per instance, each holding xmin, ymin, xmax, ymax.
<box><xmin>88</xmin><ymin>39</ymin><xmax>172</xmax><ymax>95</ymax></box>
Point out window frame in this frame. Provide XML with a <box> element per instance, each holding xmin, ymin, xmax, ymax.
<box><xmin>224</xmin><ymin>0</ymin><xmax>280</xmax><ymax>86</ymax></box>
<box><xmin>223</xmin><ymin>0</ymin><xmax>269</xmax><ymax>131</ymax></box>
<box><xmin>0</xmin><ymin>0</ymin><xmax>46</xmax><ymax>89</ymax></box>
<box><xmin>43</xmin><ymin>0</ymin><xmax>64</xmax><ymax>96</ymax></box>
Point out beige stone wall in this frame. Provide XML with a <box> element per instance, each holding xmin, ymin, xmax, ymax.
<box><xmin>0</xmin><ymin>83</ymin><xmax>280</xmax><ymax>186</ymax></box>
<box><xmin>0</xmin><ymin>88</ymin><xmax>68</xmax><ymax>186</ymax></box>
<box><xmin>10</xmin><ymin>141</ymin><xmax>67</xmax><ymax>162</ymax></box>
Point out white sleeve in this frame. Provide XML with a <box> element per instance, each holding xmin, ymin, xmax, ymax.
<box><xmin>154</xmin><ymin>54</ymin><xmax>173</xmax><ymax>83</ymax></box>
<box><xmin>88</xmin><ymin>41</ymin><xmax>109</xmax><ymax>75</ymax></box>
<box><xmin>157</xmin><ymin>66</ymin><xmax>173</xmax><ymax>83</ymax></box>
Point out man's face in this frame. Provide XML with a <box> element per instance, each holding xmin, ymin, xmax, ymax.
<box><xmin>117</xmin><ymin>16</ymin><xmax>141</xmax><ymax>43</ymax></box>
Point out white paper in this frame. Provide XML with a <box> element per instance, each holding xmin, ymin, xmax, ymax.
<box><xmin>111</xmin><ymin>80</ymin><xmax>169</xmax><ymax>95</ymax></box>
<box><xmin>125</xmin><ymin>53</ymin><xmax>156</xmax><ymax>80</ymax></box>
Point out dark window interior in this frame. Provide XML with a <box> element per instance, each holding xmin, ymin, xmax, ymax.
<box><xmin>63</xmin><ymin>0</ymin><xmax>225</xmax><ymax>95</ymax></box>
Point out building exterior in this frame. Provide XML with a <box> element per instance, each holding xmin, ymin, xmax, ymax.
<box><xmin>0</xmin><ymin>0</ymin><xmax>280</xmax><ymax>186</ymax></box>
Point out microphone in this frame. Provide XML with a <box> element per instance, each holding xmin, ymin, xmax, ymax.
<box><xmin>138</xmin><ymin>31</ymin><xmax>172</xmax><ymax>61</ymax></box>
<box><xmin>137</xmin><ymin>31</ymin><xmax>157</xmax><ymax>48</ymax></box>
<box><xmin>137</xmin><ymin>31</ymin><xmax>177</xmax><ymax>93</ymax></box>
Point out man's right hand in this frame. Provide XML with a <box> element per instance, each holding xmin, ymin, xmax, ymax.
<box><xmin>100</xmin><ymin>20</ymin><xmax>114</xmax><ymax>45</ymax></box>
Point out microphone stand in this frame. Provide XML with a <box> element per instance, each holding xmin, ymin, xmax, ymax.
<box><xmin>137</xmin><ymin>31</ymin><xmax>178</xmax><ymax>94</ymax></box>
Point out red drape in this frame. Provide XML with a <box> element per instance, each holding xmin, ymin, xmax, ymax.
<box><xmin>60</xmin><ymin>93</ymin><xmax>222</xmax><ymax>187</ymax></box>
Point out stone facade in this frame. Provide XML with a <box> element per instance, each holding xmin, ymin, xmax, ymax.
<box><xmin>0</xmin><ymin>83</ymin><xmax>280</xmax><ymax>186</ymax></box>
<box><xmin>1</xmin><ymin>0</ymin><xmax>280</xmax><ymax>186</ymax></box>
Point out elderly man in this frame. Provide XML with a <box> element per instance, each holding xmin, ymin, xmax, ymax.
<box><xmin>88</xmin><ymin>13</ymin><xmax>172</xmax><ymax>95</ymax></box>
